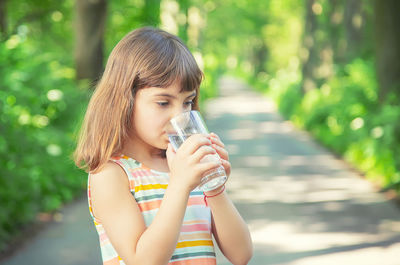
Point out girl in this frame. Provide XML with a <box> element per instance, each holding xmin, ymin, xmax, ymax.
<box><xmin>74</xmin><ymin>27</ymin><xmax>252</xmax><ymax>265</ymax></box>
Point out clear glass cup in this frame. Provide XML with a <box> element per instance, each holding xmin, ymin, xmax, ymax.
<box><xmin>167</xmin><ymin>110</ymin><xmax>227</xmax><ymax>192</ymax></box>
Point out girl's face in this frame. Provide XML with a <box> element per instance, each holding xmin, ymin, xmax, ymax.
<box><xmin>131</xmin><ymin>83</ymin><xmax>196</xmax><ymax>152</ymax></box>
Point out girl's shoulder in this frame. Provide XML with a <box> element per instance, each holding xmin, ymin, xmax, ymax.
<box><xmin>88</xmin><ymin>161</ymin><xmax>140</xmax><ymax>224</ymax></box>
<box><xmin>89</xmin><ymin>161</ymin><xmax>130</xmax><ymax>190</ymax></box>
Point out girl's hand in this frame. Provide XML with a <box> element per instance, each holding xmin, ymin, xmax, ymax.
<box><xmin>210</xmin><ymin>132</ymin><xmax>231</xmax><ymax>177</ymax></box>
<box><xmin>166</xmin><ymin>134</ymin><xmax>222</xmax><ymax>192</ymax></box>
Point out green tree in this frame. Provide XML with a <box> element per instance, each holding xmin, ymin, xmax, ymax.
<box><xmin>140</xmin><ymin>0</ymin><xmax>161</xmax><ymax>26</ymax></box>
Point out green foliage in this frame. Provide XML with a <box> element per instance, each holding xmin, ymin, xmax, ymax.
<box><xmin>0</xmin><ymin>31</ymin><xmax>87</xmax><ymax>251</ymax></box>
<box><xmin>105</xmin><ymin>0</ymin><xmax>161</xmax><ymax>56</ymax></box>
<box><xmin>193</xmin><ymin>0</ymin><xmax>303</xmax><ymax>97</ymax></box>
<box><xmin>0</xmin><ymin>0</ymin><xmax>211</xmax><ymax>252</ymax></box>
<box><xmin>268</xmin><ymin>58</ymin><xmax>400</xmax><ymax>190</ymax></box>
<box><xmin>255</xmin><ymin>0</ymin><xmax>400</xmax><ymax>193</ymax></box>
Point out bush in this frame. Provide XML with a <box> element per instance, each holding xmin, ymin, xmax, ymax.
<box><xmin>0</xmin><ymin>36</ymin><xmax>87</xmax><ymax>251</ymax></box>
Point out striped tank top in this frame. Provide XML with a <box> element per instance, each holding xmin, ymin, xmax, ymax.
<box><xmin>87</xmin><ymin>155</ymin><xmax>217</xmax><ymax>265</ymax></box>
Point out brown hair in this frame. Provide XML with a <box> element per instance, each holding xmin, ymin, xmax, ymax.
<box><xmin>74</xmin><ymin>27</ymin><xmax>203</xmax><ymax>173</ymax></box>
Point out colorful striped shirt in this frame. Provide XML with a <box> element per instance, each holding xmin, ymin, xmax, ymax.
<box><xmin>87</xmin><ymin>155</ymin><xmax>217</xmax><ymax>265</ymax></box>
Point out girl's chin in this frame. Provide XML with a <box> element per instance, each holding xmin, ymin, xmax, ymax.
<box><xmin>163</xmin><ymin>137</ymin><xmax>170</xmax><ymax>147</ymax></box>
<box><xmin>156</xmin><ymin>141</ymin><xmax>169</xmax><ymax>152</ymax></box>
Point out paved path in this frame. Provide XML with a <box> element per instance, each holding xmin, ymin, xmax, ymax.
<box><xmin>2</xmin><ymin>76</ymin><xmax>400</xmax><ymax>265</ymax></box>
<box><xmin>209</xmin><ymin>77</ymin><xmax>400</xmax><ymax>265</ymax></box>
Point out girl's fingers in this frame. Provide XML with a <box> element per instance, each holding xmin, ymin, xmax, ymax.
<box><xmin>166</xmin><ymin>143</ymin><xmax>175</xmax><ymax>154</ymax></box>
<box><xmin>210</xmin><ymin>133</ymin><xmax>225</xmax><ymax>148</ymax></box>
<box><xmin>195</xmin><ymin>160</ymin><xmax>222</xmax><ymax>175</ymax></box>
<box><xmin>210</xmin><ymin>132</ymin><xmax>220</xmax><ymax>140</ymax></box>
<box><xmin>221</xmin><ymin>159</ymin><xmax>231</xmax><ymax>177</ymax></box>
<box><xmin>212</xmin><ymin>144</ymin><xmax>229</xmax><ymax>161</ymax></box>
<box><xmin>191</xmin><ymin>145</ymin><xmax>217</xmax><ymax>163</ymax></box>
<box><xmin>209</xmin><ymin>133</ymin><xmax>230</xmax><ymax>164</ymax></box>
<box><xmin>179</xmin><ymin>134</ymin><xmax>212</xmax><ymax>155</ymax></box>
<box><xmin>166</xmin><ymin>143</ymin><xmax>176</xmax><ymax>161</ymax></box>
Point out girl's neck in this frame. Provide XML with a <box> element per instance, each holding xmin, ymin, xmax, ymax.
<box><xmin>122</xmin><ymin>136</ymin><xmax>169</xmax><ymax>172</ymax></box>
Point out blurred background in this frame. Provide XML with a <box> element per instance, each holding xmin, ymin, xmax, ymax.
<box><xmin>1</xmin><ymin>0</ymin><xmax>400</xmax><ymax>258</ymax></box>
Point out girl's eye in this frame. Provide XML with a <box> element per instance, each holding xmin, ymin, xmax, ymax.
<box><xmin>184</xmin><ymin>101</ymin><xmax>194</xmax><ymax>106</ymax></box>
<box><xmin>157</xmin><ymin>102</ymin><xmax>169</xmax><ymax>107</ymax></box>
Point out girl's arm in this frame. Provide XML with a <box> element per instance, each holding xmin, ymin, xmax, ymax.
<box><xmin>207</xmin><ymin>188</ymin><xmax>253</xmax><ymax>265</ymax></box>
<box><xmin>207</xmin><ymin>133</ymin><xmax>253</xmax><ymax>265</ymax></box>
<box><xmin>90</xmin><ymin>135</ymin><xmax>220</xmax><ymax>265</ymax></box>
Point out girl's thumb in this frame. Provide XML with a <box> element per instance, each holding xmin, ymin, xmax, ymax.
<box><xmin>166</xmin><ymin>143</ymin><xmax>175</xmax><ymax>160</ymax></box>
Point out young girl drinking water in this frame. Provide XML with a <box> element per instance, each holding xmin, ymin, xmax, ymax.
<box><xmin>74</xmin><ymin>27</ymin><xmax>252</xmax><ymax>265</ymax></box>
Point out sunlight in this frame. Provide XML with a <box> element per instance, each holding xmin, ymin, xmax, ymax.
<box><xmin>47</xmin><ymin>89</ymin><xmax>64</xmax><ymax>101</ymax></box>
<box><xmin>6</xmin><ymin>35</ymin><xmax>21</xmax><ymax>49</ymax></box>
<box><xmin>205</xmin><ymin>94</ymin><xmax>277</xmax><ymax>116</ymax></box>
<box><xmin>160</xmin><ymin>0</ymin><xmax>179</xmax><ymax>34</ymax></box>
<box><xmin>241</xmin><ymin>156</ymin><xmax>272</xmax><ymax>167</ymax></box>
<box><xmin>259</xmin><ymin>120</ymin><xmax>294</xmax><ymax>134</ymax></box>
<box><xmin>249</xmin><ymin>219</ymin><xmax>400</xmax><ymax>261</ymax></box>
<box><xmin>47</xmin><ymin>144</ymin><xmax>62</xmax><ymax>156</ymax></box>
<box><xmin>226</xmin><ymin>144</ymin><xmax>240</xmax><ymax>155</ymax></box>
<box><xmin>249</xmin><ymin>217</ymin><xmax>400</xmax><ymax>260</ymax></box>
<box><xmin>227</xmin><ymin>157</ymin><xmax>381</xmax><ymax>204</ymax></box>
<box><xmin>192</xmin><ymin>52</ymin><xmax>204</xmax><ymax>70</ymax></box>
<box><xmin>18</xmin><ymin>111</ymin><xmax>31</xmax><ymax>125</ymax></box>
<box><xmin>188</xmin><ymin>8</ymin><xmax>202</xmax><ymax>49</ymax></box>
<box><xmin>32</xmin><ymin>115</ymin><xmax>49</xmax><ymax>128</ymax></box>
<box><xmin>379</xmin><ymin>220</ymin><xmax>400</xmax><ymax>232</ymax></box>
<box><xmin>287</xmin><ymin>242</ymin><xmax>400</xmax><ymax>265</ymax></box>
<box><xmin>249</xmin><ymin>220</ymin><xmax>387</xmax><ymax>252</ymax></box>
<box><xmin>51</xmin><ymin>11</ymin><xmax>63</xmax><ymax>22</ymax></box>
<box><xmin>228</xmin><ymin>128</ymin><xmax>257</xmax><ymax>140</ymax></box>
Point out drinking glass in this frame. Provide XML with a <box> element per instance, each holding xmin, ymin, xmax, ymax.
<box><xmin>167</xmin><ymin>110</ymin><xmax>227</xmax><ymax>192</ymax></box>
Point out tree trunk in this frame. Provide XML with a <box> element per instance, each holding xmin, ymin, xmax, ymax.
<box><xmin>0</xmin><ymin>0</ymin><xmax>6</xmax><ymax>37</ymax></box>
<box><xmin>301</xmin><ymin>0</ymin><xmax>319</xmax><ymax>94</ymax></box>
<box><xmin>327</xmin><ymin>0</ymin><xmax>344</xmax><ymax>63</ymax></box>
<box><xmin>344</xmin><ymin>0</ymin><xmax>363</xmax><ymax>60</ymax></box>
<box><xmin>253</xmin><ymin>40</ymin><xmax>268</xmax><ymax>75</ymax></box>
<box><xmin>74</xmin><ymin>0</ymin><xmax>107</xmax><ymax>81</ymax></box>
<box><xmin>375</xmin><ymin>0</ymin><xmax>400</xmax><ymax>103</ymax></box>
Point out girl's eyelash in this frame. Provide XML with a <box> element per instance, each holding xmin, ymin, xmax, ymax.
<box><xmin>157</xmin><ymin>102</ymin><xmax>169</xmax><ymax>106</ymax></box>
<box><xmin>157</xmin><ymin>101</ymin><xmax>193</xmax><ymax>107</ymax></box>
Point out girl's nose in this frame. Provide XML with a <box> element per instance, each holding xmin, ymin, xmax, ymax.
<box><xmin>171</xmin><ymin>106</ymin><xmax>187</xmax><ymax>119</ymax></box>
